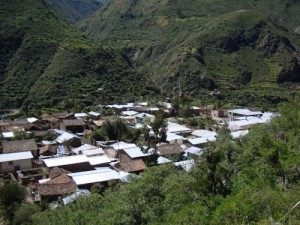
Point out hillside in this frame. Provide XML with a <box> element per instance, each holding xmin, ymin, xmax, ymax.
<box><xmin>80</xmin><ymin>0</ymin><xmax>300</xmax><ymax>107</ymax></box>
<box><xmin>0</xmin><ymin>0</ymin><xmax>157</xmax><ymax>110</ymax></box>
<box><xmin>46</xmin><ymin>0</ymin><xmax>107</xmax><ymax>22</ymax></box>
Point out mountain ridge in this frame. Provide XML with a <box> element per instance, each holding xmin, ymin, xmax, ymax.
<box><xmin>80</xmin><ymin>0</ymin><xmax>300</xmax><ymax>106</ymax></box>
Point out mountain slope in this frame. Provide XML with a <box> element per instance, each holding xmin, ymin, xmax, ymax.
<box><xmin>0</xmin><ymin>0</ymin><xmax>157</xmax><ymax>110</ymax></box>
<box><xmin>46</xmin><ymin>0</ymin><xmax>108</xmax><ymax>22</ymax></box>
<box><xmin>80</xmin><ymin>0</ymin><xmax>300</xmax><ymax>106</ymax></box>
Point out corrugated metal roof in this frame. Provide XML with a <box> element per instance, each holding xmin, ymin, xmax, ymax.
<box><xmin>88</xmin><ymin>156</ymin><xmax>111</xmax><ymax>165</ymax></box>
<box><xmin>185</xmin><ymin>147</ymin><xmax>203</xmax><ymax>155</ymax></box>
<box><xmin>231</xmin><ymin>130</ymin><xmax>249</xmax><ymax>139</ymax></box>
<box><xmin>228</xmin><ymin>109</ymin><xmax>263</xmax><ymax>116</ymax></box>
<box><xmin>0</xmin><ymin>151</ymin><xmax>33</xmax><ymax>162</ymax></box>
<box><xmin>55</xmin><ymin>132</ymin><xmax>78</xmax><ymax>144</ymax></box>
<box><xmin>123</xmin><ymin>147</ymin><xmax>146</xmax><ymax>158</ymax></box>
<box><xmin>68</xmin><ymin>168</ymin><xmax>120</xmax><ymax>185</ymax></box>
<box><xmin>110</xmin><ymin>141</ymin><xmax>137</xmax><ymax>150</ymax></box>
<box><xmin>157</xmin><ymin>156</ymin><xmax>172</xmax><ymax>164</ymax></box>
<box><xmin>188</xmin><ymin>136</ymin><xmax>216</xmax><ymax>145</ymax></box>
<box><xmin>43</xmin><ymin>155</ymin><xmax>89</xmax><ymax>167</ymax></box>
<box><xmin>72</xmin><ymin>144</ymin><xmax>98</xmax><ymax>154</ymax></box>
<box><xmin>191</xmin><ymin>130</ymin><xmax>217</xmax><ymax>138</ymax></box>
<box><xmin>167</xmin><ymin>122</ymin><xmax>192</xmax><ymax>134</ymax></box>
<box><xmin>174</xmin><ymin>160</ymin><xmax>195</xmax><ymax>172</ymax></box>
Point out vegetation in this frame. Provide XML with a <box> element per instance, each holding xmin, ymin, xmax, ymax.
<box><xmin>0</xmin><ymin>0</ymin><xmax>158</xmax><ymax>111</ymax></box>
<box><xmin>46</xmin><ymin>0</ymin><xmax>107</xmax><ymax>22</ymax></box>
<box><xmin>80</xmin><ymin>0</ymin><xmax>300</xmax><ymax>108</ymax></box>
<box><xmin>0</xmin><ymin>182</ymin><xmax>26</xmax><ymax>224</ymax></box>
<box><xmin>18</xmin><ymin>98</ymin><xmax>299</xmax><ymax>224</ymax></box>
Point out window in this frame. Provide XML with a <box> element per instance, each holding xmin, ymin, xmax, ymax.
<box><xmin>8</xmin><ymin>161</ymin><xmax>13</xmax><ymax>165</ymax></box>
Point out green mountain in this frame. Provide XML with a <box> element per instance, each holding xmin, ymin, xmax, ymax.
<box><xmin>80</xmin><ymin>0</ymin><xmax>300</xmax><ymax>107</ymax></box>
<box><xmin>46</xmin><ymin>0</ymin><xmax>107</xmax><ymax>22</ymax></box>
<box><xmin>0</xmin><ymin>0</ymin><xmax>157</xmax><ymax>110</ymax></box>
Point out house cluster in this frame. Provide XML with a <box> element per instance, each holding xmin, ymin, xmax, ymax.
<box><xmin>0</xmin><ymin>102</ymin><xmax>275</xmax><ymax>205</ymax></box>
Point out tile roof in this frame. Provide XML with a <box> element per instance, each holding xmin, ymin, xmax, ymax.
<box><xmin>157</xmin><ymin>144</ymin><xmax>184</xmax><ymax>155</ymax></box>
<box><xmin>40</xmin><ymin>145</ymin><xmax>57</xmax><ymax>155</ymax></box>
<box><xmin>62</xmin><ymin>119</ymin><xmax>86</xmax><ymax>126</ymax></box>
<box><xmin>52</xmin><ymin>112</ymin><xmax>74</xmax><ymax>119</ymax></box>
<box><xmin>2</xmin><ymin>139</ymin><xmax>38</xmax><ymax>153</ymax></box>
<box><xmin>38</xmin><ymin>174</ymin><xmax>77</xmax><ymax>196</ymax></box>
<box><xmin>49</xmin><ymin>167</ymin><xmax>71</xmax><ymax>179</ymax></box>
<box><xmin>115</xmin><ymin>159</ymin><xmax>146</xmax><ymax>172</ymax></box>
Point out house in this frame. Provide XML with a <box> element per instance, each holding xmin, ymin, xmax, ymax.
<box><xmin>1</xmin><ymin>132</ymin><xmax>14</xmax><ymax>140</ymax></box>
<box><xmin>39</xmin><ymin>144</ymin><xmax>57</xmax><ymax>156</ymax></box>
<box><xmin>75</xmin><ymin>113</ymin><xmax>88</xmax><ymax>119</ymax></box>
<box><xmin>43</xmin><ymin>155</ymin><xmax>92</xmax><ymax>172</ymax></box>
<box><xmin>40</xmin><ymin>114</ymin><xmax>60</xmax><ymax>129</ymax></box>
<box><xmin>167</xmin><ymin>122</ymin><xmax>192</xmax><ymax>135</ymax></box>
<box><xmin>52</xmin><ymin>112</ymin><xmax>74</xmax><ymax>120</ymax></box>
<box><xmin>166</xmin><ymin>133</ymin><xmax>184</xmax><ymax>145</ymax></box>
<box><xmin>157</xmin><ymin>144</ymin><xmax>184</xmax><ymax>157</ymax></box>
<box><xmin>191</xmin><ymin>130</ymin><xmax>217</xmax><ymax>138</ymax></box>
<box><xmin>55</xmin><ymin>132</ymin><xmax>81</xmax><ymax>148</ymax></box>
<box><xmin>60</xmin><ymin>119</ymin><xmax>86</xmax><ymax>134</ymax></box>
<box><xmin>230</xmin><ymin>130</ymin><xmax>249</xmax><ymax>139</ymax></box>
<box><xmin>68</xmin><ymin>167</ymin><xmax>121</xmax><ymax>188</ymax></box>
<box><xmin>135</xmin><ymin>113</ymin><xmax>155</xmax><ymax>124</ymax></box>
<box><xmin>114</xmin><ymin>159</ymin><xmax>146</xmax><ymax>173</ymax></box>
<box><xmin>174</xmin><ymin>160</ymin><xmax>195</xmax><ymax>172</ymax></box>
<box><xmin>38</xmin><ymin>174</ymin><xmax>77</xmax><ymax>200</ymax></box>
<box><xmin>112</xmin><ymin>148</ymin><xmax>147</xmax><ymax>173</ymax></box>
<box><xmin>187</xmin><ymin>136</ymin><xmax>216</xmax><ymax>147</ymax></box>
<box><xmin>228</xmin><ymin>109</ymin><xmax>263</xmax><ymax>118</ymax></box>
<box><xmin>72</xmin><ymin>144</ymin><xmax>103</xmax><ymax>155</ymax></box>
<box><xmin>184</xmin><ymin>146</ymin><xmax>203</xmax><ymax>158</ymax></box>
<box><xmin>2</xmin><ymin>139</ymin><xmax>39</xmax><ymax>157</ymax></box>
<box><xmin>211</xmin><ymin>109</ymin><xmax>226</xmax><ymax>118</ymax></box>
<box><xmin>121</xmin><ymin>110</ymin><xmax>139</xmax><ymax>117</ymax></box>
<box><xmin>0</xmin><ymin>151</ymin><xmax>33</xmax><ymax>173</ymax></box>
<box><xmin>88</xmin><ymin>111</ymin><xmax>101</xmax><ymax>120</ymax></box>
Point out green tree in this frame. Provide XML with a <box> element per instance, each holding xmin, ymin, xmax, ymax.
<box><xmin>0</xmin><ymin>182</ymin><xmax>26</xmax><ymax>223</ymax></box>
<box><xmin>13</xmin><ymin>203</ymin><xmax>41</xmax><ymax>225</ymax></box>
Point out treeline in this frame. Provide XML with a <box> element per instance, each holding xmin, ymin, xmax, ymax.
<box><xmin>3</xmin><ymin>98</ymin><xmax>300</xmax><ymax>224</ymax></box>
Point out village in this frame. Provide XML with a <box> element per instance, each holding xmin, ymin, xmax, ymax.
<box><xmin>0</xmin><ymin>102</ymin><xmax>276</xmax><ymax>206</ymax></box>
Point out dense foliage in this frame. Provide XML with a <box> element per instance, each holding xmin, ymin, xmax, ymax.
<box><xmin>26</xmin><ymin>98</ymin><xmax>300</xmax><ymax>224</ymax></box>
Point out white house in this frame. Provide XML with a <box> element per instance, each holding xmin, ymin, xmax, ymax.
<box><xmin>0</xmin><ymin>151</ymin><xmax>33</xmax><ymax>173</ymax></box>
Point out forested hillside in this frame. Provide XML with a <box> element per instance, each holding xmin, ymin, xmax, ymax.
<box><xmin>46</xmin><ymin>0</ymin><xmax>107</xmax><ymax>22</ymax></box>
<box><xmin>0</xmin><ymin>0</ymin><xmax>157</xmax><ymax>110</ymax></box>
<box><xmin>80</xmin><ymin>0</ymin><xmax>300</xmax><ymax>107</ymax></box>
<box><xmin>28</xmin><ymin>98</ymin><xmax>300</xmax><ymax>224</ymax></box>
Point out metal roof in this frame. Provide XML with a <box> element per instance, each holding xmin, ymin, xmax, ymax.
<box><xmin>191</xmin><ymin>130</ymin><xmax>217</xmax><ymax>138</ymax></box>
<box><xmin>72</xmin><ymin>144</ymin><xmax>98</xmax><ymax>154</ymax></box>
<box><xmin>123</xmin><ymin>147</ymin><xmax>146</xmax><ymax>158</ymax></box>
<box><xmin>174</xmin><ymin>160</ymin><xmax>195</xmax><ymax>172</ymax></box>
<box><xmin>43</xmin><ymin>155</ymin><xmax>89</xmax><ymax>167</ymax></box>
<box><xmin>228</xmin><ymin>109</ymin><xmax>263</xmax><ymax>116</ymax></box>
<box><xmin>55</xmin><ymin>132</ymin><xmax>78</xmax><ymax>144</ymax></box>
<box><xmin>88</xmin><ymin>156</ymin><xmax>111</xmax><ymax>165</ymax></box>
<box><xmin>0</xmin><ymin>151</ymin><xmax>33</xmax><ymax>162</ymax></box>
<box><xmin>68</xmin><ymin>168</ymin><xmax>120</xmax><ymax>185</ymax></box>
<box><xmin>188</xmin><ymin>136</ymin><xmax>216</xmax><ymax>145</ymax></box>
<box><xmin>231</xmin><ymin>130</ymin><xmax>249</xmax><ymax>139</ymax></box>
<box><xmin>110</xmin><ymin>141</ymin><xmax>137</xmax><ymax>150</ymax></box>
<box><xmin>185</xmin><ymin>147</ymin><xmax>203</xmax><ymax>155</ymax></box>
<box><xmin>167</xmin><ymin>122</ymin><xmax>192</xmax><ymax>134</ymax></box>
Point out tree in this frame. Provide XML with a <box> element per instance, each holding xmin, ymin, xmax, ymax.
<box><xmin>150</xmin><ymin>111</ymin><xmax>167</xmax><ymax>150</ymax></box>
<box><xmin>0</xmin><ymin>182</ymin><xmax>26</xmax><ymax>223</ymax></box>
<box><xmin>13</xmin><ymin>203</ymin><xmax>41</xmax><ymax>225</ymax></box>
